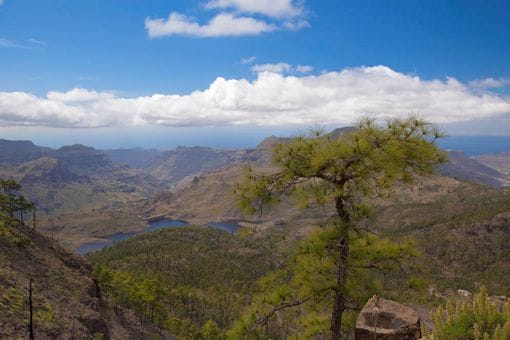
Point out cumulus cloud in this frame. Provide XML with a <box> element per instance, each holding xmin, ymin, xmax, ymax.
<box><xmin>296</xmin><ymin>65</ymin><xmax>313</xmax><ymax>74</ymax></box>
<box><xmin>0</xmin><ymin>90</ymin><xmax>130</xmax><ymax>128</ymax></box>
<box><xmin>282</xmin><ymin>19</ymin><xmax>310</xmax><ymax>31</ymax></box>
<box><xmin>145</xmin><ymin>12</ymin><xmax>276</xmax><ymax>38</ymax></box>
<box><xmin>204</xmin><ymin>0</ymin><xmax>302</xmax><ymax>18</ymax></box>
<box><xmin>1</xmin><ymin>66</ymin><xmax>510</xmax><ymax>128</ymax></box>
<box><xmin>468</xmin><ymin>77</ymin><xmax>510</xmax><ymax>90</ymax></box>
<box><xmin>251</xmin><ymin>63</ymin><xmax>293</xmax><ymax>74</ymax></box>
<box><xmin>46</xmin><ymin>88</ymin><xmax>115</xmax><ymax>102</ymax></box>
<box><xmin>146</xmin><ymin>0</ymin><xmax>308</xmax><ymax>38</ymax></box>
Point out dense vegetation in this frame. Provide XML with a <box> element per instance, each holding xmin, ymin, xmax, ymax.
<box><xmin>0</xmin><ymin>178</ymin><xmax>36</xmax><ymax>226</ymax></box>
<box><xmin>424</xmin><ymin>288</ymin><xmax>510</xmax><ymax>339</ymax></box>
<box><xmin>235</xmin><ymin>117</ymin><xmax>445</xmax><ymax>338</ymax></box>
<box><xmin>228</xmin><ymin>229</ymin><xmax>421</xmax><ymax>338</ymax></box>
<box><xmin>89</xmin><ymin>129</ymin><xmax>510</xmax><ymax>339</ymax></box>
<box><xmin>0</xmin><ymin>178</ymin><xmax>122</xmax><ymax>338</ymax></box>
<box><xmin>375</xmin><ymin>182</ymin><xmax>510</xmax><ymax>296</ymax></box>
<box><xmin>0</xmin><ymin>138</ymin><xmax>510</xmax><ymax>339</ymax></box>
<box><xmin>91</xmin><ymin>227</ymin><xmax>283</xmax><ymax>337</ymax></box>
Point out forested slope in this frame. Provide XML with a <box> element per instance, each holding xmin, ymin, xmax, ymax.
<box><xmin>91</xmin><ymin>227</ymin><xmax>283</xmax><ymax>337</ymax></box>
<box><xmin>0</xmin><ymin>214</ymin><xmax>114</xmax><ymax>338</ymax></box>
<box><xmin>0</xmin><ymin>178</ymin><xmax>161</xmax><ymax>338</ymax></box>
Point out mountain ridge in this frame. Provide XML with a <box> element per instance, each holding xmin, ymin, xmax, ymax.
<box><xmin>0</xmin><ymin>135</ymin><xmax>508</xmax><ymax>250</ymax></box>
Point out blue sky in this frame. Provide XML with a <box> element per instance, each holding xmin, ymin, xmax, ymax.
<box><xmin>1</xmin><ymin>0</ymin><xmax>510</xmax><ymax>149</ymax></box>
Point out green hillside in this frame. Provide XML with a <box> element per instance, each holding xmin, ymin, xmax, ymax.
<box><xmin>0</xmin><ymin>179</ymin><xmax>161</xmax><ymax>338</ymax></box>
<box><xmin>90</xmin><ymin>180</ymin><xmax>510</xmax><ymax>338</ymax></box>
<box><xmin>90</xmin><ymin>227</ymin><xmax>282</xmax><ymax>337</ymax></box>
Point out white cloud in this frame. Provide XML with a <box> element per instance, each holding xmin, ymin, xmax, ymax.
<box><xmin>296</xmin><ymin>65</ymin><xmax>313</xmax><ymax>74</ymax></box>
<box><xmin>145</xmin><ymin>12</ymin><xmax>276</xmax><ymax>38</ymax></box>
<box><xmin>0</xmin><ymin>90</ymin><xmax>129</xmax><ymax>128</ymax></box>
<box><xmin>241</xmin><ymin>56</ymin><xmax>256</xmax><ymax>64</ymax></box>
<box><xmin>468</xmin><ymin>77</ymin><xmax>510</xmax><ymax>90</ymax></box>
<box><xmin>46</xmin><ymin>88</ymin><xmax>115</xmax><ymax>102</ymax></box>
<box><xmin>251</xmin><ymin>63</ymin><xmax>293</xmax><ymax>74</ymax></box>
<box><xmin>0</xmin><ymin>0</ymin><xmax>4</xmax><ymax>6</ymax></box>
<box><xmin>146</xmin><ymin>0</ymin><xmax>308</xmax><ymax>38</ymax></box>
<box><xmin>251</xmin><ymin>62</ymin><xmax>313</xmax><ymax>74</ymax></box>
<box><xmin>1</xmin><ymin>66</ymin><xmax>510</xmax><ymax>129</ymax></box>
<box><xmin>283</xmin><ymin>19</ymin><xmax>310</xmax><ymax>31</ymax></box>
<box><xmin>204</xmin><ymin>0</ymin><xmax>302</xmax><ymax>18</ymax></box>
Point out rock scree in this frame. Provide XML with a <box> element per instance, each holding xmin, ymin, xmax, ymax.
<box><xmin>355</xmin><ymin>296</ymin><xmax>421</xmax><ymax>339</ymax></box>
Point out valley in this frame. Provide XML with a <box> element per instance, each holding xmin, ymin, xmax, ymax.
<box><xmin>1</xmin><ymin>136</ymin><xmax>510</xmax><ymax>251</ymax></box>
<box><xmin>1</xmin><ymin>133</ymin><xmax>510</xmax><ymax>338</ymax></box>
<box><xmin>3</xmin><ymin>2</ymin><xmax>510</xmax><ymax>338</ymax></box>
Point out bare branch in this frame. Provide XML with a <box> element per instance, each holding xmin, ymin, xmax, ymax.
<box><xmin>252</xmin><ymin>296</ymin><xmax>312</xmax><ymax>329</ymax></box>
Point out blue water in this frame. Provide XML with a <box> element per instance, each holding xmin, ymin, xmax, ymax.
<box><xmin>74</xmin><ymin>219</ymin><xmax>239</xmax><ymax>254</ymax></box>
<box><xmin>74</xmin><ymin>219</ymin><xmax>188</xmax><ymax>254</ymax></box>
<box><xmin>438</xmin><ymin>136</ymin><xmax>510</xmax><ymax>156</ymax></box>
<box><xmin>207</xmin><ymin>221</ymin><xmax>238</xmax><ymax>234</ymax></box>
<box><xmin>74</xmin><ymin>240</ymin><xmax>111</xmax><ymax>254</ymax></box>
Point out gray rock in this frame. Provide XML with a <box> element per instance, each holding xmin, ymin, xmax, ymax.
<box><xmin>355</xmin><ymin>296</ymin><xmax>421</xmax><ymax>340</ymax></box>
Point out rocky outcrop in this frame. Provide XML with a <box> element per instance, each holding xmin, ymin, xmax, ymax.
<box><xmin>355</xmin><ymin>296</ymin><xmax>421</xmax><ymax>340</ymax></box>
<box><xmin>19</xmin><ymin>157</ymin><xmax>82</xmax><ymax>185</ymax></box>
<box><xmin>0</xmin><ymin>139</ymin><xmax>53</xmax><ymax>165</ymax></box>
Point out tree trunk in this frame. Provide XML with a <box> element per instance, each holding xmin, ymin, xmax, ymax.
<box><xmin>331</xmin><ymin>235</ymin><xmax>349</xmax><ymax>339</ymax></box>
<box><xmin>331</xmin><ymin>198</ymin><xmax>351</xmax><ymax>340</ymax></box>
<box><xmin>29</xmin><ymin>279</ymin><xmax>34</xmax><ymax>340</ymax></box>
<box><xmin>32</xmin><ymin>208</ymin><xmax>37</xmax><ymax>229</ymax></box>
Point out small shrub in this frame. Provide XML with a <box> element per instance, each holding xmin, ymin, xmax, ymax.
<box><xmin>423</xmin><ymin>288</ymin><xmax>510</xmax><ymax>339</ymax></box>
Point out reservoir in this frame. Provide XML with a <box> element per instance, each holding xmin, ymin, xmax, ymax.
<box><xmin>206</xmin><ymin>221</ymin><xmax>238</xmax><ymax>233</ymax></box>
<box><xmin>75</xmin><ymin>219</ymin><xmax>238</xmax><ymax>254</ymax></box>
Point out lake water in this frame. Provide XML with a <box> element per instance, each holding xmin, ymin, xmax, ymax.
<box><xmin>206</xmin><ymin>221</ymin><xmax>238</xmax><ymax>234</ymax></box>
<box><xmin>74</xmin><ymin>219</ymin><xmax>238</xmax><ymax>254</ymax></box>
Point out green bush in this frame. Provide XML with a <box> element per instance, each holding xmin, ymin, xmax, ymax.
<box><xmin>424</xmin><ymin>288</ymin><xmax>510</xmax><ymax>340</ymax></box>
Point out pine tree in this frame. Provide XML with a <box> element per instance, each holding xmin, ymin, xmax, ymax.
<box><xmin>0</xmin><ymin>178</ymin><xmax>22</xmax><ymax>218</ymax></box>
<box><xmin>234</xmin><ymin>117</ymin><xmax>446</xmax><ymax>339</ymax></box>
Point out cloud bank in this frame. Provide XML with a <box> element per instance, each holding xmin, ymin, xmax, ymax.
<box><xmin>1</xmin><ymin>66</ymin><xmax>509</xmax><ymax>128</ymax></box>
<box><xmin>468</xmin><ymin>77</ymin><xmax>510</xmax><ymax>90</ymax></box>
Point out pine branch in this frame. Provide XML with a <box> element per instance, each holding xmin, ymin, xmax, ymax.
<box><xmin>253</xmin><ymin>296</ymin><xmax>312</xmax><ymax>329</ymax></box>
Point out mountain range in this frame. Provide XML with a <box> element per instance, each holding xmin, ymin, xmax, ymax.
<box><xmin>0</xmin><ymin>135</ymin><xmax>509</xmax><ymax>250</ymax></box>
<box><xmin>1</xmin><ymin>133</ymin><xmax>510</xmax><ymax>338</ymax></box>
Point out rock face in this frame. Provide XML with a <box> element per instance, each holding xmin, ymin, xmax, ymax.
<box><xmin>355</xmin><ymin>296</ymin><xmax>421</xmax><ymax>340</ymax></box>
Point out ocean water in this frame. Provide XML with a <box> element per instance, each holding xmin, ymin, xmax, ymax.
<box><xmin>437</xmin><ymin>136</ymin><xmax>510</xmax><ymax>156</ymax></box>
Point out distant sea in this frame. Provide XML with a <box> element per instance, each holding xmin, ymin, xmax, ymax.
<box><xmin>438</xmin><ymin>136</ymin><xmax>510</xmax><ymax>156</ymax></box>
<box><xmin>2</xmin><ymin>128</ymin><xmax>509</xmax><ymax>156</ymax></box>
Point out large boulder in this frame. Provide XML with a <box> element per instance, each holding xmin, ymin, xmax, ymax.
<box><xmin>355</xmin><ymin>296</ymin><xmax>421</xmax><ymax>340</ymax></box>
